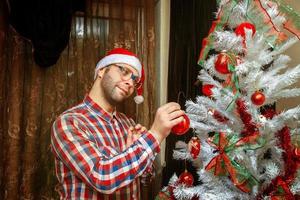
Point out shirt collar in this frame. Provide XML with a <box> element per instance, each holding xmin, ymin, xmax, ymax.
<box><xmin>83</xmin><ymin>95</ymin><xmax>117</xmax><ymax>122</ymax></box>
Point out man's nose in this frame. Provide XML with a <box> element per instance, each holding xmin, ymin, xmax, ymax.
<box><xmin>123</xmin><ymin>78</ymin><xmax>135</xmax><ymax>87</ymax></box>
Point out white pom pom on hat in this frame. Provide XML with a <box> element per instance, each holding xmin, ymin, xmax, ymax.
<box><xmin>95</xmin><ymin>48</ymin><xmax>144</xmax><ymax>104</ymax></box>
<box><xmin>134</xmin><ymin>67</ymin><xmax>145</xmax><ymax>104</ymax></box>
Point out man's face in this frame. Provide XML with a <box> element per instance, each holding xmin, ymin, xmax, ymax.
<box><xmin>100</xmin><ymin>63</ymin><xmax>139</xmax><ymax>106</ymax></box>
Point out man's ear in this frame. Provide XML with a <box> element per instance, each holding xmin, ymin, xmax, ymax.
<box><xmin>97</xmin><ymin>67</ymin><xmax>106</xmax><ymax>79</ymax></box>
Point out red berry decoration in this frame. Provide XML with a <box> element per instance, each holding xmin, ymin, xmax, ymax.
<box><xmin>235</xmin><ymin>22</ymin><xmax>256</xmax><ymax>38</ymax></box>
<box><xmin>202</xmin><ymin>84</ymin><xmax>214</xmax><ymax>96</ymax></box>
<box><xmin>178</xmin><ymin>170</ymin><xmax>194</xmax><ymax>186</ymax></box>
<box><xmin>171</xmin><ymin>114</ymin><xmax>190</xmax><ymax>135</ymax></box>
<box><xmin>189</xmin><ymin>137</ymin><xmax>201</xmax><ymax>159</ymax></box>
<box><xmin>251</xmin><ymin>91</ymin><xmax>265</xmax><ymax>106</ymax></box>
<box><xmin>215</xmin><ymin>52</ymin><xmax>233</xmax><ymax>74</ymax></box>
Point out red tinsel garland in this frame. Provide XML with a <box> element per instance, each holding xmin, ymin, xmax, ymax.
<box><xmin>256</xmin><ymin>127</ymin><xmax>299</xmax><ymax>199</ymax></box>
<box><xmin>236</xmin><ymin>98</ymin><xmax>258</xmax><ymax>136</ymax></box>
<box><xmin>235</xmin><ymin>99</ymin><xmax>299</xmax><ymax>198</ymax></box>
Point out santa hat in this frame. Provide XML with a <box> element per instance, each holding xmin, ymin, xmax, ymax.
<box><xmin>95</xmin><ymin>48</ymin><xmax>144</xmax><ymax>104</ymax></box>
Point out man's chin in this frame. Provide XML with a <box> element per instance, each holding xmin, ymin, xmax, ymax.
<box><xmin>112</xmin><ymin>95</ymin><xmax>128</xmax><ymax>103</ymax></box>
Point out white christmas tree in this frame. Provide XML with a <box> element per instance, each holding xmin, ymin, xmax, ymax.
<box><xmin>157</xmin><ymin>0</ymin><xmax>300</xmax><ymax>199</ymax></box>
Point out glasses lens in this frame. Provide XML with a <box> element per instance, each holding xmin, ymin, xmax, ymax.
<box><xmin>115</xmin><ymin>65</ymin><xmax>141</xmax><ymax>88</ymax></box>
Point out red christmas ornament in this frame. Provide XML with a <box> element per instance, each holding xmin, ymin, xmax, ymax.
<box><xmin>189</xmin><ymin>137</ymin><xmax>201</xmax><ymax>159</ymax></box>
<box><xmin>251</xmin><ymin>91</ymin><xmax>266</xmax><ymax>106</ymax></box>
<box><xmin>171</xmin><ymin>114</ymin><xmax>190</xmax><ymax>135</ymax></box>
<box><xmin>202</xmin><ymin>84</ymin><xmax>214</xmax><ymax>96</ymax></box>
<box><xmin>178</xmin><ymin>170</ymin><xmax>194</xmax><ymax>186</ymax></box>
<box><xmin>214</xmin><ymin>53</ymin><xmax>233</xmax><ymax>74</ymax></box>
<box><xmin>235</xmin><ymin>22</ymin><xmax>256</xmax><ymax>38</ymax></box>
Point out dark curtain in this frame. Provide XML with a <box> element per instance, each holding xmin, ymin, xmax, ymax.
<box><xmin>163</xmin><ymin>0</ymin><xmax>217</xmax><ymax>186</ymax></box>
<box><xmin>0</xmin><ymin>0</ymin><xmax>156</xmax><ymax>199</ymax></box>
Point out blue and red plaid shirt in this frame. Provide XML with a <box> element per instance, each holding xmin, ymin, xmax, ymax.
<box><xmin>51</xmin><ymin>95</ymin><xmax>160</xmax><ymax>199</ymax></box>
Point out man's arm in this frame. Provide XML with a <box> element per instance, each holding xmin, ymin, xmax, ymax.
<box><xmin>51</xmin><ymin>115</ymin><xmax>160</xmax><ymax>194</ymax></box>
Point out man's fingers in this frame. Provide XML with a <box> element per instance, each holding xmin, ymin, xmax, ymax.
<box><xmin>140</xmin><ymin>126</ymin><xmax>146</xmax><ymax>132</ymax></box>
<box><xmin>133</xmin><ymin>133</ymin><xmax>141</xmax><ymax>141</ymax></box>
<box><xmin>135</xmin><ymin>124</ymin><xmax>142</xmax><ymax>130</ymax></box>
<box><xmin>165</xmin><ymin>104</ymin><xmax>181</xmax><ymax>114</ymax></box>
<box><xmin>170</xmin><ymin>116</ymin><xmax>184</xmax><ymax>127</ymax></box>
<box><xmin>160</xmin><ymin>102</ymin><xmax>181</xmax><ymax>113</ymax></box>
<box><xmin>169</xmin><ymin>110</ymin><xmax>185</xmax><ymax>120</ymax></box>
<box><xmin>133</xmin><ymin>124</ymin><xmax>147</xmax><ymax>135</ymax></box>
<box><xmin>126</xmin><ymin>127</ymin><xmax>134</xmax><ymax>147</ymax></box>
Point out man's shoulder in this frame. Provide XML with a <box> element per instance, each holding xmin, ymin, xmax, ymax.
<box><xmin>55</xmin><ymin>102</ymin><xmax>87</xmax><ymax>123</ymax></box>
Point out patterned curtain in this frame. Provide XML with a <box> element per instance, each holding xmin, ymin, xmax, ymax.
<box><xmin>0</xmin><ymin>0</ymin><xmax>156</xmax><ymax>199</ymax></box>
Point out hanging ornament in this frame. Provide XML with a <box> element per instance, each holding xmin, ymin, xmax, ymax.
<box><xmin>214</xmin><ymin>52</ymin><xmax>234</xmax><ymax>74</ymax></box>
<box><xmin>189</xmin><ymin>137</ymin><xmax>201</xmax><ymax>159</ymax></box>
<box><xmin>202</xmin><ymin>84</ymin><xmax>214</xmax><ymax>96</ymax></box>
<box><xmin>235</xmin><ymin>22</ymin><xmax>256</xmax><ymax>38</ymax></box>
<box><xmin>171</xmin><ymin>114</ymin><xmax>190</xmax><ymax>135</ymax></box>
<box><xmin>178</xmin><ymin>170</ymin><xmax>194</xmax><ymax>187</ymax></box>
<box><xmin>251</xmin><ymin>91</ymin><xmax>266</xmax><ymax>106</ymax></box>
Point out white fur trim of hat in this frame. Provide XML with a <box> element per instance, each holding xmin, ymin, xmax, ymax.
<box><xmin>94</xmin><ymin>48</ymin><xmax>142</xmax><ymax>80</ymax></box>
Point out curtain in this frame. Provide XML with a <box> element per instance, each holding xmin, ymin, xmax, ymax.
<box><xmin>163</xmin><ymin>0</ymin><xmax>217</xmax><ymax>186</ymax></box>
<box><xmin>0</xmin><ymin>0</ymin><xmax>156</xmax><ymax>199</ymax></box>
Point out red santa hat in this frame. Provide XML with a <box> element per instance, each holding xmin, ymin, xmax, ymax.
<box><xmin>95</xmin><ymin>48</ymin><xmax>144</xmax><ymax>104</ymax></box>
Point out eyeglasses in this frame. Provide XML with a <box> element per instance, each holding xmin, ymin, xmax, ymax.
<box><xmin>113</xmin><ymin>64</ymin><xmax>141</xmax><ymax>88</ymax></box>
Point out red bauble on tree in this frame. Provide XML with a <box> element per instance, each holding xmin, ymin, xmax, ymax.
<box><xmin>189</xmin><ymin>137</ymin><xmax>201</xmax><ymax>159</ymax></box>
<box><xmin>202</xmin><ymin>84</ymin><xmax>214</xmax><ymax>96</ymax></box>
<box><xmin>171</xmin><ymin>114</ymin><xmax>190</xmax><ymax>135</ymax></box>
<box><xmin>251</xmin><ymin>91</ymin><xmax>266</xmax><ymax>106</ymax></box>
<box><xmin>235</xmin><ymin>22</ymin><xmax>256</xmax><ymax>38</ymax></box>
<box><xmin>178</xmin><ymin>170</ymin><xmax>194</xmax><ymax>187</ymax></box>
<box><xmin>214</xmin><ymin>52</ymin><xmax>234</xmax><ymax>74</ymax></box>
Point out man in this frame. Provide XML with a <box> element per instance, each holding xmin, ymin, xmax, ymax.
<box><xmin>51</xmin><ymin>48</ymin><xmax>185</xmax><ymax>199</ymax></box>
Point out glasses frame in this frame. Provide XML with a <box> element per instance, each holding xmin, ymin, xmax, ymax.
<box><xmin>112</xmin><ymin>64</ymin><xmax>142</xmax><ymax>88</ymax></box>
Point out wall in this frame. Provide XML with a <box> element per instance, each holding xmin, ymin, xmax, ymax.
<box><xmin>277</xmin><ymin>0</ymin><xmax>300</xmax><ymax>111</ymax></box>
<box><xmin>155</xmin><ymin>0</ymin><xmax>170</xmax><ymax>167</ymax></box>
<box><xmin>153</xmin><ymin>0</ymin><xmax>170</xmax><ymax>195</ymax></box>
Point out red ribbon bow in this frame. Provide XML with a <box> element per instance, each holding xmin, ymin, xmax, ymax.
<box><xmin>205</xmin><ymin>132</ymin><xmax>253</xmax><ymax>192</ymax></box>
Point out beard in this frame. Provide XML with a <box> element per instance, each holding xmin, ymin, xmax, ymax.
<box><xmin>100</xmin><ymin>72</ymin><xmax>131</xmax><ymax>106</ymax></box>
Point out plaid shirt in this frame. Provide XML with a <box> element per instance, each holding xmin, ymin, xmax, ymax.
<box><xmin>51</xmin><ymin>95</ymin><xmax>160</xmax><ymax>199</ymax></box>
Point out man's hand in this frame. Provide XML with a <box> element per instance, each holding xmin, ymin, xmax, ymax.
<box><xmin>149</xmin><ymin>102</ymin><xmax>185</xmax><ymax>144</ymax></box>
<box><xmin>126</xmin><ymin>124</ymin><xmax>147</xmax><ymax>148</ymax></box>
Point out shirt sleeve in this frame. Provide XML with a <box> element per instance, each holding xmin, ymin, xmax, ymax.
<box><xmin>51</xmin><ymin>114</ymin><xmax>160</xmax><ymax>194</ymax></box>
<box><xmin>127</xmin><ymin>117</ymin><xmax>159</xmax><ymax>175</ymax></box>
